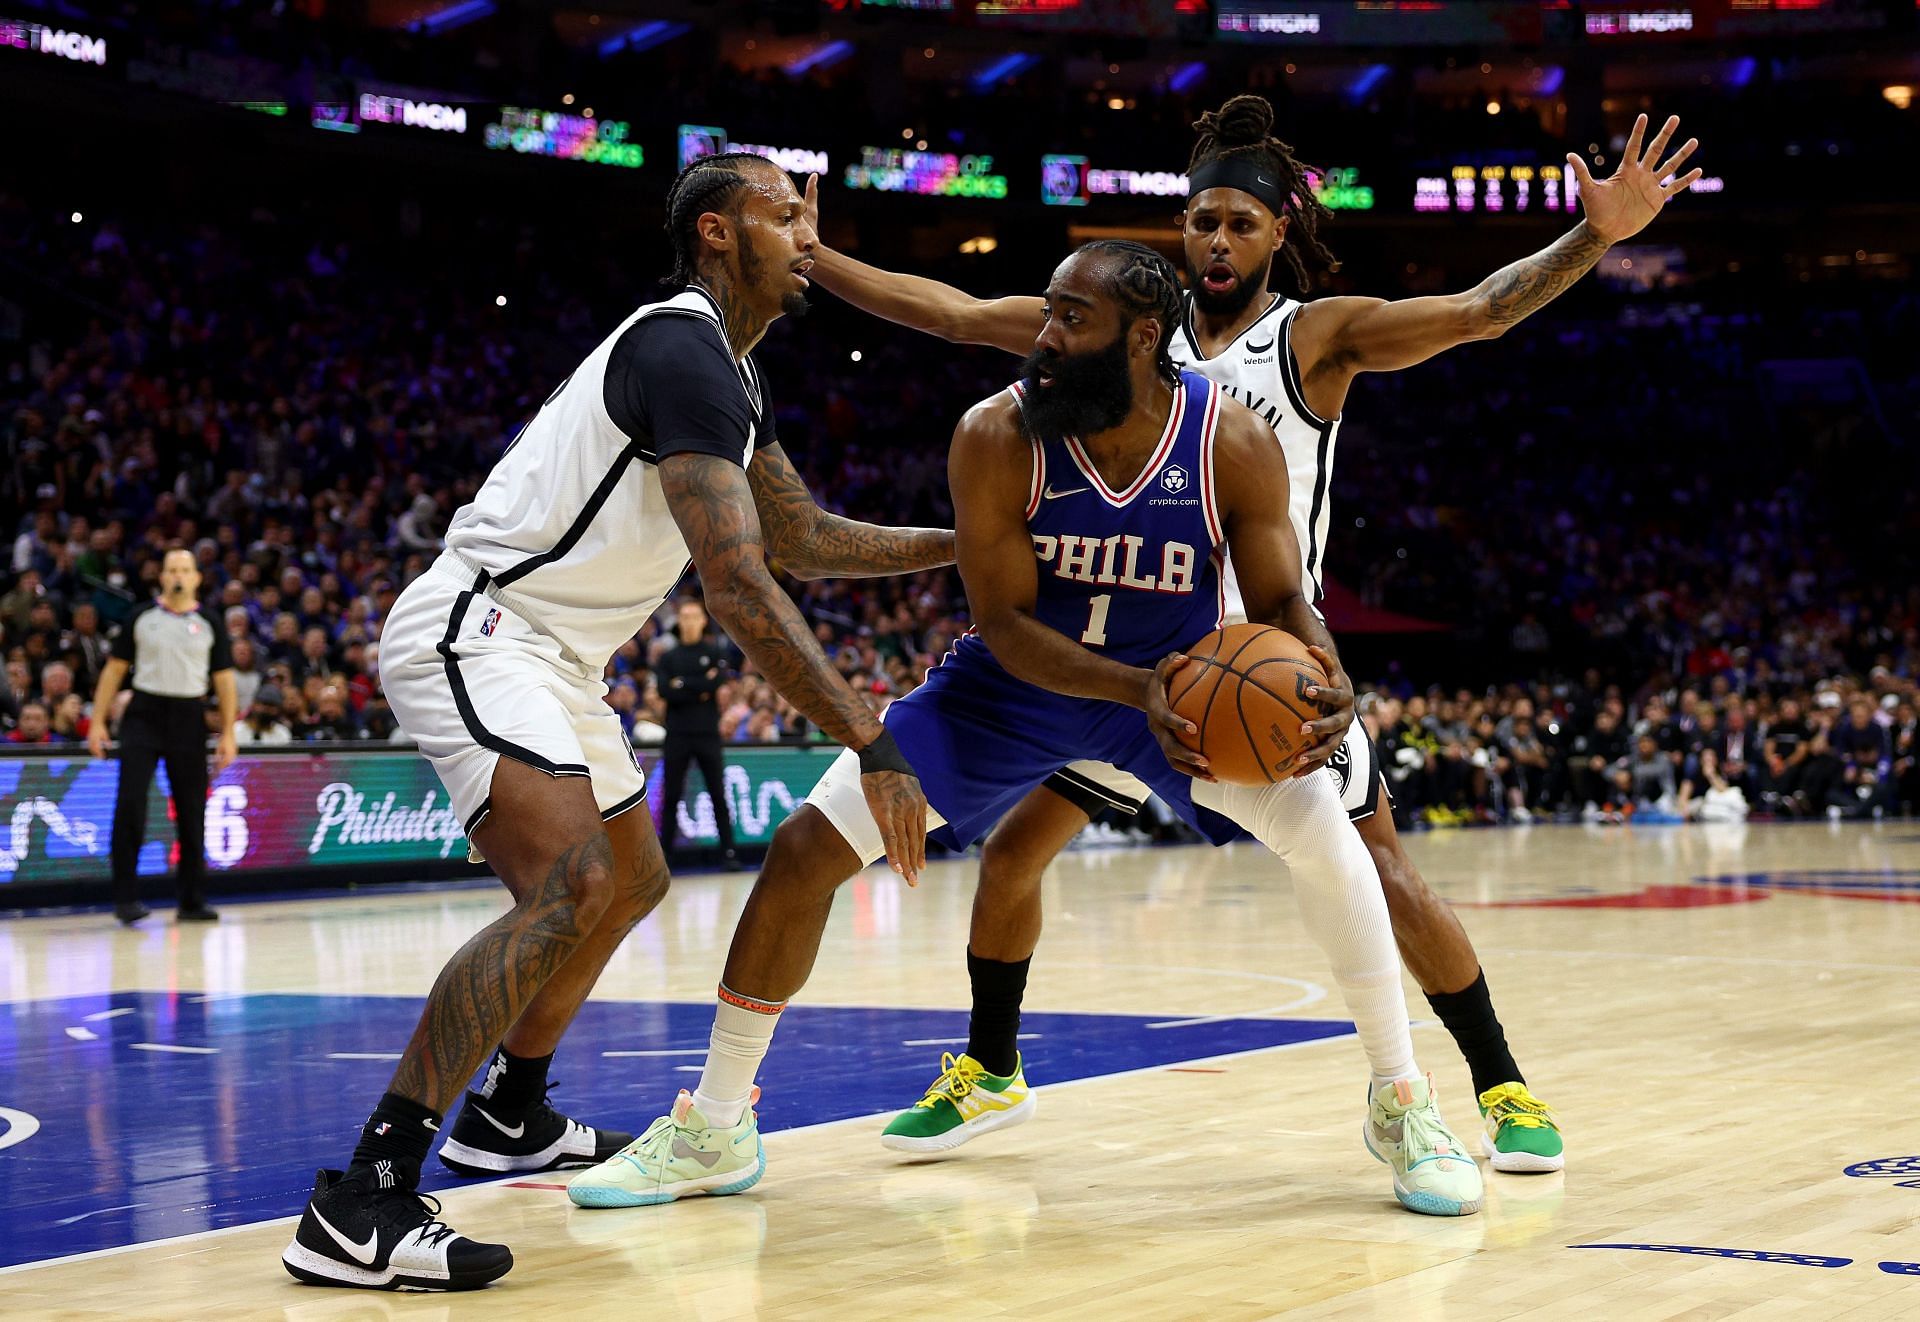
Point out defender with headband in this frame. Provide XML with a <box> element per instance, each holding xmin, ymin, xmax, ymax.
<box><xmin>801</xmin><ymin>93</ymin><xmax>1703</xmax><ymax>1174</ymax></box>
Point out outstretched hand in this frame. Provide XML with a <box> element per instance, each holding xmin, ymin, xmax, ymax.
<box><xmin>1571</xmin><ymin>113</ymin><xmax>1703</xmax><ymax>245</ymax></box>
<box><xmin>804</xmin><ymin>172</ymin><xmax>821</xmax><ymax>235</ymax></box>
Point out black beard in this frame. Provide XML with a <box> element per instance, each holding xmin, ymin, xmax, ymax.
<box><xmin>735</xmin><ymin>236</ymin><xmax>808</xmax><ymax>320</ymax></box>
<box><xmin>1190</xmin><ymin>266</ymin><xmax>1265</xmax><ymax>319</ymax></box>
<box><xmin>1017</xmin><ymin>334</ymin><xmax>1134</xmax><ymax>444</ymax></box>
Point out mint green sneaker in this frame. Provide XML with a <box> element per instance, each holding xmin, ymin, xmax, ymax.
<box><xmin>1363</xmin><ymin>1075</ymin><xmax>1484</xmax><ymax>1216</ymax></box>
<box><xmin>881</xmin><ymin>1052</ymin><xmax>1034</xmax><ymax>1154</ymax></box>
<box><xmin>1478</xmin><ymin>1082</ymin><xmax>1565</xmax><ymax>1173</ymax></box>
<box><xmin>566</xmin><ymin>1089</ymin><xmax>765</xmax><ymax>1208</ymax></box>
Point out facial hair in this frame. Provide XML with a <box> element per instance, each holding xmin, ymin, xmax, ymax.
<box><xmin>737</xmin><ymin>230</ymin><xmax>809</xmax><ymax>320</ymax></box>
<box><xmin>1189</xmin><ymin>255</ymin><xmax>1271</xmax><ymax>320</ymax></box>
<box><xmin>1016</xmin><ymin>332</ymin><xmax>1134</xmax><ymax>444</ymax></box>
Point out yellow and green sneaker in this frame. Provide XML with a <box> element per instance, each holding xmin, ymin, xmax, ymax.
<box><xmin>1478</xmin><ymin>1082</ymin><xmax>1564</xmax><ymax>1173</ymax></box>
<box><xmin>566</xmin><ymin>1088</ymin><xmax>765</xmax><ymax>1208</ymax></box>
<box><xmin>881</xmin><ymin>1052</ymin><xmax>1034</xmax><ymax>1154</ymax></box>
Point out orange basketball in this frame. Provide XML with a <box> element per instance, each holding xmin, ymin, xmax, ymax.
<box><xmin>1165</xmin><ymin>623</ymin><xmax>1332</xmax><ymax>785</ymax></box>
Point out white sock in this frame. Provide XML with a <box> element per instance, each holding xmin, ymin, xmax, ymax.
<box><xmin>691</xmin><ymin>985</ymin><xmax>785</xmax><ymax>1128</ymax></box>
<box><xmin>1195</xmin><ymin>777</ymin><xmax>1418</xmax><ymax>1085</ymax></box>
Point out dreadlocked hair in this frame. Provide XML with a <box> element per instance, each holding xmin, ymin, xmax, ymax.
<box><xmin>1188</xmin><ymin>94</ymin><xmax>1337</xmax><ymax>295</ymax></box>
<box><xmin>662</xmin><ymin>151</ymin><xmax>767</xmax><ymax>288</ymax></box>
<box><xmin>1079</xmin><ymin>239</ymin><xmax>1187</xmax><ymax>387</ymax></box>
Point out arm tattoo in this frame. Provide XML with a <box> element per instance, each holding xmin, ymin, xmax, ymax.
<box><xmin>661</xmin><ymin>451</ymin><xmax>883</xmax><ymax>748</ymax></box>
<box><xmin>751</xmin><ymin>443</ymin><xmax>955</xmax><ymax>579</ymax></box>
<box><xmin>389</xmin><ymin>833</ymin><xmax>609</xmax><ymax>1110</ymax></box>
<box><xmin>1475</xmin><ymin>221</ymin><xmax>1613</xmax><ymax>327</ymax></box>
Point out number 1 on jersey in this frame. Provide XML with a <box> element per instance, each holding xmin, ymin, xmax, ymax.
<box><xmin>1081</xmin><ymin>594</ymin><xmax>1112</xmax><ymax>646</ymax></box>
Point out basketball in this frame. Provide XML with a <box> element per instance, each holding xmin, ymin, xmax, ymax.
<box><xmin>1165</xmin><ymin>624</ymin><xmax>1331</xmax><ymax>785</ymax></box>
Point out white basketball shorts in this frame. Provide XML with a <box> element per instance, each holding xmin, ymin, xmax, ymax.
<box><xmin>379</xmin><ymin>557</ymin><xmax>647</xmax><ymax>845</ymax></box>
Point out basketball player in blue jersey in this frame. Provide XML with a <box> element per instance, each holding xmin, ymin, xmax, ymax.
<box><xmin>567</xmin><ymin>240</ymin><xmax>1485</xmax><ymax>1219</ymax></box>
<box><xmin>282</xmin><ymin>152</ymin><xmax>950</xmax><ymax>1291</ymax></box>
<box><xmin>802</xmin><ymin>94</ymin><xmax>1702</xmax><ymax>1171</ymax></box>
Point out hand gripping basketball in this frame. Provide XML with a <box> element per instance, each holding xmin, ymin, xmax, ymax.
<box><xmin>1162</xmin><ymin>626</ymin><xmax>1350</xmax><ymax>785</ymax></box>
<box><xmin>1143</xmin><ymin>653</ymin><xmax>1216</xmax><ymax>781</ymax></box>
<box><xmin>1290</xmin><ymin>644</ymin><xmax>1354</xmax><ymax>779</ymax></box>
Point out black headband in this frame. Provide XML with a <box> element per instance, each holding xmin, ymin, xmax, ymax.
<box><xmin>1187</xmin><ymin>157</ymin><xmax>1288</xmax><ymax>215</ymax></box>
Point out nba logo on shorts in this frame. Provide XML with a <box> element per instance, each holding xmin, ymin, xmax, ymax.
<box><xmin>479</xmin><ymin>607</ymin><xmax>501</xmax><ymax>637</ymax></box>
<box><xmin>1161</xmin><ymin>465</ymin><xmax>1189</xmax><ymax>494</ymax></box>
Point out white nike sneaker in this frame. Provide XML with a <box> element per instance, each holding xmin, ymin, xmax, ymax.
<box><xmin>1363</xmin><ymin>1075</ymin><xmax>1485</xmax><ymax>1216</ymax></box>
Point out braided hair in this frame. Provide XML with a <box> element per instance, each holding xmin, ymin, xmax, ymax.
<box><xmin>1078</xmin><ymin>239</ymin><xmax>1186</xmax><ymax>387</ymax></box>
<box><xmin>662</xmin><ymin>151</ymin><xmax>769</xmax><ymax>288</ymax></box>
<box><xmin>1188</xmin><ymin>94</ymin><xmax>1337</xmax><ymax>295</ymax></box>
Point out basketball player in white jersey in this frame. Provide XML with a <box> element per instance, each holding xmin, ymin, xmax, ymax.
<box><xmin>283</xmin><ymin>151</ymin><xmax>951</xmax><ymax>1292</ymax></box>
<box><xmin>800</xmin><ymin>95</ymin><xmax>1701</xmax><ymax>1170</ymax></box>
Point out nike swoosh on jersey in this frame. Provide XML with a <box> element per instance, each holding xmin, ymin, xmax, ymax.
<box><xmin>312</xmin><ymin>1207</ymin><xmax>379</xmax><ymax>1265</ymax></box>
<box><xmin>1042</xmin><ymin>484</ymin><xmax>1090</xmax><ymax>500</ymax></box>
<box><xmin>474</xmin><ymin>1106</ymin><xmax>524</xmax><ymax>1139</ymax></box>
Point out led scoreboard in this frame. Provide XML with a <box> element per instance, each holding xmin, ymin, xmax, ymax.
<box><xmin>1413</xmin><ymin>161</ymin><xmax>1580</xmax><ymax>215</ymax></box>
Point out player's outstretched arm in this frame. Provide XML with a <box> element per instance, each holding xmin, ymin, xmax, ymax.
<box><xmin>1292</xmin><ymin>113</ymin><xmax>1702</xmax><ymax>407</ymax></box>
<box><xmin>748</xmin><ymin>442</ymin><xmax>955</xmax><ymax>579</ymax></box>
<box><xmin>803</xmin><ymin>172</ymin><xmax>1043</xmax><ymax>355</ymax></box>
<box><xmin>1212</xmin><ymin>402</ymin><xmax>1354</xmax><ymax>778</ymax></box>
<box><xmin>948</xmin><ymin>400</ymin><xmax>1210</xmax><ymax>778</ymax></box>
<box><xmin>662</xmin><ymin>451</ymin><xmax>927</xmax><ymax>879</ymax></box>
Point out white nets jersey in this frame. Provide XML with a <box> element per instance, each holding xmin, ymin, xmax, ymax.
<box><xmin>443</xmin><ymin>286</ymin><xmax>774</xmax><ymax>669</ymax></box>
<box><xmin>1166</xmin><ymin>293</ymin><xmax>1341</xmax><ymax>617</ymax></box>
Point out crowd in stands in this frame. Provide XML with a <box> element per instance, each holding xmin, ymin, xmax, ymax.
<box><xmin>3</xmin><ymin>190</ymin><xmax>1915</xmax><ymax>829</ymax></box>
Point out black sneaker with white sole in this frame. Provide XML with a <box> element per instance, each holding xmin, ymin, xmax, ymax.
<box><xmin>437</xmin><ymin>1086</ymin><xmax>631</xmax><ymax>1177</ymax></box>
<box><xmin>282</xmin><ymin>1165</ymin><xmax>512</xmax><ymax>1291</ymax></box>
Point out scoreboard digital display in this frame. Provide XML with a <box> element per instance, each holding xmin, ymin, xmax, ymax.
<box><xmin>1413</xmin><ymin>161</ymin><xmax>1580</xmax><ymax>215</ymax></box>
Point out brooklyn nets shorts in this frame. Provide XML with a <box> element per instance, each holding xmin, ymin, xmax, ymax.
<box><xmin>379</xmin><ymin>558</ymin><xmax>647</xmax><ymax>845</ymax></box>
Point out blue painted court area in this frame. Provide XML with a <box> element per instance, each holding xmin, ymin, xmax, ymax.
<box><xmin>0</xmin><ymin>991</ymin><xmax>1351</xmax><ymax>1271</ymax></box>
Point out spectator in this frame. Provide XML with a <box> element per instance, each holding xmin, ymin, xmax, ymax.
<box><xmin>7</xmin><ymin>701</ymin><xmax>52</xmax><ymax>744</ymax></box>
<box><xmin>1567</xmin><ymin>708</ymin><xmax>1630</xmax><ymax>814</ymax></box>
<box><xmin>60</xmin><ymin>601</ymin><xmax>111</xmax><ymax>692</ymax></box>
<box><xmin>234</xmin><ymin>684</ymin><xmax>294</xmax><ymax>746</ymax></box>
<box><xmin>1828</xmin><ymin>696</ymin><xmax>1894</xmax><ymax>819</ymax></box>
<box><xmin>1628</xmin><ymin>733</ymin><xmax>1677</xmax><ymax>810</ymax></box>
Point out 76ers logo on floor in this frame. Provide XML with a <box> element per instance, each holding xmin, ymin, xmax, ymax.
<box><xmin>1160</xmin><ymin>465</ymin><xmax>1188</xmax><ymax>494</ymax></box>
<box><xmin>1845</xmin><ymin>1156</ymin><xmax>1920</xmax><ymax>1189</ymax></box>
<box><xmin>479</xmin><ymin>607</ymin><xmax>501</xmax><ymax>637</ymax></box>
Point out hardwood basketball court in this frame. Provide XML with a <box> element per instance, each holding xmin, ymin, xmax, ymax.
<box><xmin>2</xmin><ymin>822</ymin><xmax>1917</xmax><ymax>1319</ymax></box>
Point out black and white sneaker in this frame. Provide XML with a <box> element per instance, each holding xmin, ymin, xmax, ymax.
<box><xmin>438</xmin><ymin>1086</ymin><xmax>631</xmax><ymax>1177</ymax></box>
<box><xmin>282</xmin><ymin>1166</ymin><xmax>512</xmax><ymax>1291</ymax></box>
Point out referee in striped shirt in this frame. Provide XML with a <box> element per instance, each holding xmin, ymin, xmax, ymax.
<box><xmin>88</xmin><ymin>548</ymin><xmax>239</xmax><ymax>925</ymax></box>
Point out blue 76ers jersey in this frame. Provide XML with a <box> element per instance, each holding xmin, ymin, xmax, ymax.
<box><xmin>889</xmin><ymin>369</ymin><xmax>1237</xmax><ymax>852</ymax></box>
<box><xmin>1019</xmin><ymin>369</ymin><xmax>1226</xmax><ymax>666</ymax></box>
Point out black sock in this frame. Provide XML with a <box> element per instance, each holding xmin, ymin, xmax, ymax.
<box><xmin>475</xmin><ymin>1046</ymin><xmax>553</xmax><ymax>1117</ymax></box>
<box><xmin>1425</xmin><ymin>969</ymin><xmax>1523</xmax><ymax>1098</ymax></box>
<box><xmin>347</xmin><ymin>1092</ymin><xmax>442</xmax><ymax>1188</ymax></box>
<box><xmin>965</xmin><ymin>949</ymin><xmax>1031</xmax><ymax>1077</ymax></box>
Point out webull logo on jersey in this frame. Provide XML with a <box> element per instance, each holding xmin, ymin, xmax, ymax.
<box><xmin>1032</xmin><ymin>535</ymin><xmax>1200</xmax><ymax>593</ymax></box>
